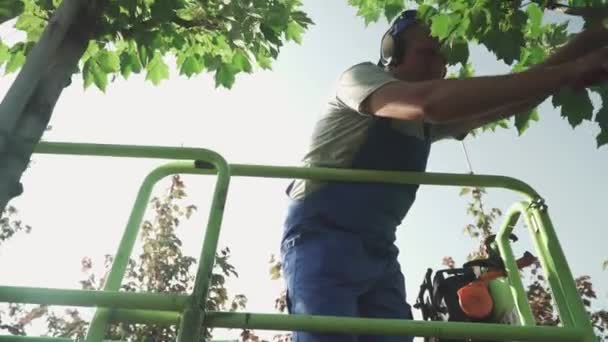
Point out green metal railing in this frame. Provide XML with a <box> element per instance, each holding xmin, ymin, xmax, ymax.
<box><xmin>0</xmin><ymin>141</ymin><xmax>596</xmax><ymax>342</ymax></box>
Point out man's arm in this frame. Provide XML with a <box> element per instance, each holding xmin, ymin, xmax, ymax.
<box><xmin>494</xmin><ymin>22</ymin><xmax>608</xmax><ymax>115</ymax></box>
<box><xmin>364</xmin><ymin>63</ymin><xmax>575</xmax><ymax>124</ymax></box>
<box><xmin>426</xmin><ymin>23</ymin><xmax>608</xmax><ymax>137</ymax></box>
<box><xmin>534</xmin><ymin>21</ymin><xmax>608</xmax><ymax>70</ymax></box>
<box><xmin>428</xmin><ymin>99</ymin><xmax>531</xmax><ymax>140</ymax></box>
<box><xmin>364</xmin><ymin>41</ymin><xmax>608</xmax><ymax>127</ymax></box>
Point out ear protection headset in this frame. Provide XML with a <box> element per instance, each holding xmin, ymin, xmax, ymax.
<box><xmin>378</xmin><ymin>9</ymin><xmax>447</xmax><ymax>78</ymax></box>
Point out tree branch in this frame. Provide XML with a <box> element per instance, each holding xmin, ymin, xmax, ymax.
<box><xmin>116</xmin><ymin>15</ymin><xmax>219</xmax><ymax>40</ymax></box>
<box><xmin>547</xmin><ymin>1</ymin><xmax>608</xmax><ymax>19</ymax></box>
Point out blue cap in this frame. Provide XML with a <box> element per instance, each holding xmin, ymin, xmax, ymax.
<box><xmin>379</xmin><ymin>10</ymin><xmax>419</xmax><ymax>66</ymax></box>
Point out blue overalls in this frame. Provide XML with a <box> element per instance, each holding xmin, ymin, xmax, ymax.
<box><xmin>281</xmin><ymin>117</ymin><xmax>432</xmax><ymax>342</ymax></box>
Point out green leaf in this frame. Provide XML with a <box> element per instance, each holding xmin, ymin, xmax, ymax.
<box><xmin>147</xmin><ymin>31</ymin><xmax>166</xmax><ymax>54</ymax></box>
<box><xmin>526</xmin><ymin>45</ymin><xmax>546</xmax><ymax>65</ymax></box>
<box><xmin>459</xmin><ymin>188</ymin><xmax>471</xmax><ymax>196</ymax></box>
<box><xmin>0</xmin><ymin>40</ymin><xmax>9</xmax><ymax>65</ymax></box>
<box><xmin>138</xmin><ymin>44</ymin><xmax>150</xmax><ymax>67</ymax></box>
<box><xmin>146</xmin><ymin>52</ymin><xmax>169</xmax><ymax>86</ymax></box>
<box><xmin>269</xmin><ymin>263</ymin><xmax>282</xmax><ymax>280</ymax></box>
<box><xmin>0</xmin><ymin>0</ymin><xmax>24</xmax><ymax>25</ymax></box>
<box><xmin>215</xmin><ymin>64</ymin><xmax>236</xmax><ymax>89</ymax></box>
<box><xmin>150</xmin><ymin>0</ymin><xmax>174</xmax><ymax>21</ymax></box>
<box><xmin>597</xmin><ymin>130</ymin><xmax>608</xmax><ymax>148</ymax></box>
<box><xmin>482</xmin><ymin>118</ymin><xmax>509</xmax><ymax>132</ymax></box>
<box><xmin>348</xmin><ymin>0</ymin><xmax>381</xmax><ymax>25</ymax></box>
<box><xmin>256</xmin><ymin>51</ymin><xmax>272</xmax><ymax>70</ymax></box>
<box><xmin>526</xmin><ymin>3</ymin><xmax>543</xmax><ymax>39</ymax></box>
<box><xmin>480</xmin><ymin>27</ymin><xmax>524</xmax><ymax>65</ymax></box>
<box><xmin>0</xmin><ymin>0</ymin><xmax>312</xmax><ymax>93</ymax></box>
<box><xmin>82</xmin><ymin>59</ymin><xmax>95</xmax><ymax>89</ymax></box>
<box><xmin>552</xmin><ymin>88</ymin><xmax>594</xmax><ymax>128</ymax></box>
<box><xmin>97</xmin><ymin>50</ymin><xmax>120</xmax><ymax>73</ymax></box>
<box><xmin>291</xmin><ymin>10</ymin><xmax>314</xmax><ymax>27</ymax></box>
<box><xmin>384</xmin><ymin>1</ymin><xmax>404</xmax><ymax>22</ymax></box>
<box><xmin>457</xmin><ymin>62</ymin><xmax>474</xmax><ymax>79</ymax></box>
<box><xmin>515</xmin><ymin>108</ymin><xmax>539</xmax><ymax>135</ymax></box>
<box><xmin>92</xmin><ymin>64</ymin><xmax>108</xmax><ymax>91</ymax></box>
<box><xmin>431</xmin><ymin>14</ymin><xmax>451</xmax><ymax>40</ymax></box>
<box><xmin>5</xmin><ymin>49</ymin><xmax>25</xmax><ymax>74</ymax></box>
<box><xmin>468</xmin><ymin>8</ymin><xmax>492</xmax><ymax>36</ymax></box>
<box><xmin>82</xmin><ymin>41</ymin><xmax>101</xmax><ymax>62</ymax></box>
<box><xmin>82</xmin><ymin>58</ymin><xmax>107</xmax><ymax>91</ymax></box>
<box><xmin>232</xmin><ymin>51</ymin><xmax>252</xmax><ymax>73</ymax></box>
<box><xmin>179</xmin><ymin>54</ymin><xmax>203</xmax><ymax>78</ymax></box>
<box><xmin>212</xmin><ymin>35</ymin><xmax>233</xmax><ymax>63</ymax></box>
<box><xmin>285</xmin><ymin>21</ymin><xmax>304</xmax><ymax>44</ymax></box>
<box><xmin>444</xmin><ymin>39</ymin><xmax>469</xmax><ymax>66</ymax></box>
<box><xmin>120</xmin><ymin>49</ymin><xmax>142</xmax><ymax>79</ymax></box>
<box><xmin>544</xmin><ymin>22</ymin><xmax>569</xmax><ymax>47</ymax></box>
<box><xmin>417</xmin><ymin>4</ymin><xmax>439</xmax><ymax>22</ymax></box>
<box><xmin>15</xmin><ymin>13</ymin><xmax>45</xmax><ymax>42</ymax></box>
<box><xmin>596</xmin><ymin>107</ymin><xmax>608</xmax><ymax>130</ymax></box>
<box><xmin>455</xmin><ymin>13</ymin><xmax>471</xmax><ymax>37</ymax></box>
<box><xmin>592</xmin><ymin>86</ymin><xmax>608</xmax><ymax>129</ymax></box>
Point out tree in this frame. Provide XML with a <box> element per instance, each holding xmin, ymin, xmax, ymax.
<box><xmin>347</xmin><ymin>0</ymin><xmax>608</xmax><ymax>147</ymax></box>
<box><xmin>446</xmin><ymin>186</ymin><xmax>608</xmax><ymax>340</ymax></box>
<box><xmin>0</xmin><ymin>205</ymin><xmax>32</xmax><ymax>336</ymax></box>
<box><xmin>0</xmin><ymin>0</ymin><xmax>313</xmax><ymax>90</ymax></box>
<box><xmin>263</xmin><ymin>187</ymin><xmax>608</xmax><ymax>341</ymax></box>
<box><xmin>0</xmin><ymin>205</ymin><xmax>31</xmax><ymax>246</ymax></box>
<box><xmin>1</xmin><ymin>0</ymin><xmax>607</xmax><ymax>213</ymax></box>
<box><xmin>0</xmin><ymin>175</ymin><xmax>249</xmax><ymax>341</ymax></box>
<box><xmin>0</xmin><ymin>0</ymin><xmax>314</xmax><ymax>215</ymax></box>
<box><xmin>1</xmin><ymin>0</ymin><xmax>606</xmax><ymax>339</ymax></box>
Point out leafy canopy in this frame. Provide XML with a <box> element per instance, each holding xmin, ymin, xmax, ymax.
<box><xmin>1</xmin><ymin>0</ymin><xmax>608</xmax><ymax>146</ymax></box>
<box><xmin>0</xmin><ymin>0</ymin><xmax>313</xmax><ymax>90</ymax></box>
<box><xmin>348</xmin><ymin>0</ymin><xmax>608</xmax><ymax>147</ymax></box>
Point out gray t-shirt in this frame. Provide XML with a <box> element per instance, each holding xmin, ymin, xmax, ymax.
<box><xmin>289</xmin><ymin>62</ymin><xmax>463</xmax><ymax>200</ymax></box>
<box><xmin>283</xmin><ymin>62</ymin><xmax>468</xmax><ymax>254</ymax></box>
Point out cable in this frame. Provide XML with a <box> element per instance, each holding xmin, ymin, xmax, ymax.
<box><xmin>460</xmin><ymin>140</ymin><xmax>474</xmax><ymax>175</ymax></box>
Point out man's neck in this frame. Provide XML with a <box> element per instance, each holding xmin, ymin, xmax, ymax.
<box><xmin>388</xmin><ymin>68</ymin><xmax>426</xmax><ymax>82</ymax></box>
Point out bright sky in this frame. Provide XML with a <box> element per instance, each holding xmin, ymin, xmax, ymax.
<box><xmin>1</xmin><ymin>1</ymin><xmax>606</xmax><ymax>340</ymax></box>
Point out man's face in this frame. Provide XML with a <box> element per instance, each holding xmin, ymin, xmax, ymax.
<box><xmin>393</xmin><ymin>24</ymin><xmax>447</xmax><ymax>81</ymax></box>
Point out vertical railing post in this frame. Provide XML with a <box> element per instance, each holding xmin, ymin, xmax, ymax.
<box><xmin>530</xmin><ymin>208</ymin><xmax>596</xmax><ymax>342</ymax></box>
<box><xmin>177</xmin><ymin>159</ymin><xmax>231</xmax><ymax>342</ymax></box>
<box><xmin>495</xmin><ymin>204</ymin><xmax>536</xmax><ymax>325</ymax></box>
<box><xmin>85</xmin><ymin>164</ymin><xmax>190</xmax><ymax>341</ymax></box>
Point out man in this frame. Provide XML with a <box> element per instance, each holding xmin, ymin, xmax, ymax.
<box><xmin>280</xmin><ymin>9</ymin><xmax>608</xmax><ymax>342</ymax></box>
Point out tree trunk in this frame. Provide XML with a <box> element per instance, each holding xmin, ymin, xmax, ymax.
<box><xmin>0</xmin><ymin>0</ymin><xmax>103</xmax><ymax>216</ymax></box>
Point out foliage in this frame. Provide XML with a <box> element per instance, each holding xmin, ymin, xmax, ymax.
<box><xmin>448</xmin><ymin>186</ymin><xmax>608</xmax><ymax>339</ymax></box>
<box><xmin>0</xmin><ymin>205</ymin><xmax>31</xmax><ymax>247</ymax></box>
<box><xmin>0</xmin><ymin>0</ymin><xmax>313</xmax><ymax>90</ymax></box>
<box><xmin>0</xmin><ymin>176</ymin><xmax>247</xmax><ymax>341</ymax></box>
<box><xmin>0</xmin><ymin>206</ymin><xmax>34</xmax><ymax>336</ymax></box>
<box><xmin>2</xmin><ymin>0</ymin><xmax>607</xmax><ymax>145</ymax></box>
<box><xmin>348</xmin><ymin>0</ymin><xmax>608</xmax><ymax>147</ymax></box>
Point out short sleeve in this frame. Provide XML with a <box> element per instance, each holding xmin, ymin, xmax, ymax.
<box><xmin>428</xmin><ymin>124</ymin><xmax>470</xmax><ymax>142</ymax></box>
<box><xmin>336</xmin><ymin>62</ymin><xmax>399</xmax><ymax>115</ymax></box>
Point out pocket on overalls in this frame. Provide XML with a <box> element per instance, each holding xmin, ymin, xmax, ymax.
<box><xmin>281</xmin><ymin>233</ymin><xmax>301</xmax><ymax>314</ymax></box>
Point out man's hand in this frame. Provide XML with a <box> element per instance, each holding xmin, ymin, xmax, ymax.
<box><xmin>428</xmin><ymin>47</ymin><xmax>608</xmax><ymax>137</ymax></box>
<box><xmin>577</xmin><ymin>19</ymin><xmax>608</xmax><ymax>48</ymax></box>
<box><xmin>536</xmin><ymin>18</ymin><xmax>607</xmax><ymax>69</ymax></box>
<box><xmin>426</xmin><ymin>17</ymin><xmax>608</xmax><ymax>137</ymax></box>
<box><xmin>568</xmin><ymin>46</ymin><xmax>608</xmax><ymax>89</ymax></box>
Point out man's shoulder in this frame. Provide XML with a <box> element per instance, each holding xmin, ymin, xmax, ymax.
<box><xmin>340</xmin><ymin>61</ymin><xmax>384</xmax><ymax>78</ymax></box>
<box><xmin>344</xmin><ymin>61</ymin><xmax>377</xmax><ymax>70</ymax></box>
